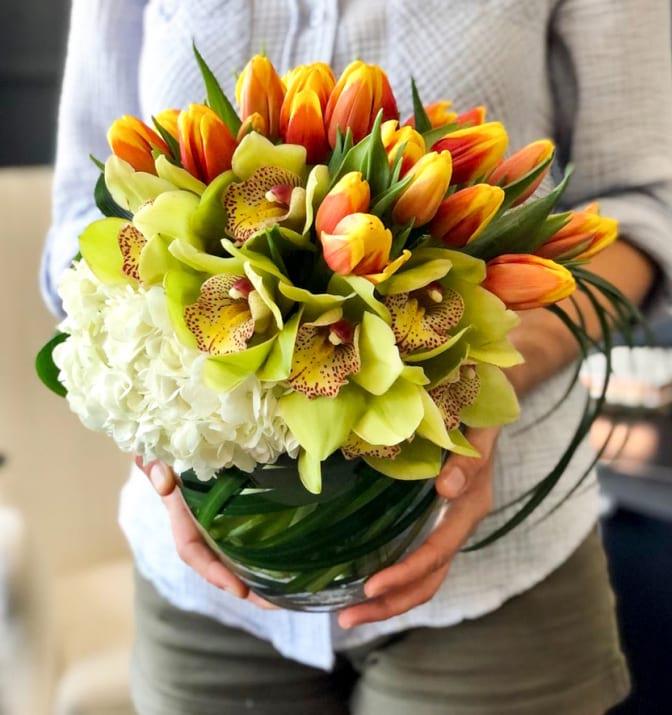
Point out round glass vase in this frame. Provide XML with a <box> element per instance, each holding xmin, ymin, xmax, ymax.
<box><xmin>178</xmin><ymin>454</ymin><xmax>443</xmax><ymax>611</ymax></box>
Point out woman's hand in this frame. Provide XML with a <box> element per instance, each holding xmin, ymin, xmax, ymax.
<box><xmin>337</xmin><ymin>427</ymin><xmax>499</xmax><ymax>629</ymax></box>
<box><xmin>135</xmin><ymin>457</ymin><xmax>275</xmax><ymax>608</ymax></box>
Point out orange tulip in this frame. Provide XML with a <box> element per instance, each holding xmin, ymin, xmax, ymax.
<box><xmin>177</xmin><ymin>104</ymin><xmax>237</xmax><ymax>183</ymax></box>
<box><xmin>107</xmin><ymin>115</ymin><xmax>169</xmax><ymax>174</ymax></box>
<box><xmin>324</xmin><ymin>61</ymin><xmax>399</xmax><ymax>147</ymax></box>
<box><xmin>235</xmin><ymin>55</ymin><xmax>285</xmax><ymax>140</ymax></box>
<box><xmin>536</xmin><ymin>203</ymin><xmax>618</xmax><ymax>261</ymax></box>
<box><xmin>320</xmin><ymin>212</ymin><xmax>393</xmax><ymax>276</ymax></box>
<box><xmin>380</xmin><ymin>120</ymin><xmax>426</xmax><ymax>176</ymax></box>
<box><xmin>315</xmin><ymin>171</ymin><xmax>370</xmax><ymax>236</ymax></box>
<box><xmin>482</xmin><ymin>254</ymin><xmax>576</xmax><ymax>310</ymax></box>
<box><xmin>392</xmin><ymin>151</ymin><xmax>453</xmax><ymax>227</ymax></box>
<box><xmin>432</xmin><ymin>122</ymin><xmax>508</xmax><ymax>185</ymax></box>
<box><xmin>430</xmin><ymin>184</ymin><xmax>505</xmax><ymax>247</ymax></box>
<box><xmin>487</xmin><ymin>139</ymin><xmax>555</xmax><ymax>205</ymax></box>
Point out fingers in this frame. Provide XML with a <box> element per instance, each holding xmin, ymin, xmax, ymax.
<box><xmin>338</xmin><ymin>427</ymin><xmax>500</xmax><ymax>628</ymax></box>
<box><xmin>162</xmin><ymin>488</ymin><xmax>250</xmax><ymax>598</ymax></box>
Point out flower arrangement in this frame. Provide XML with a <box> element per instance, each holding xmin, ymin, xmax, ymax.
<box><xmin>37</xmin><ymin>48</ymin><xmax>636</xmax><ymax>607</ymax></box>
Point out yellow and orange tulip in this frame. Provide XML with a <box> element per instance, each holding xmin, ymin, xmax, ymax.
<box><xmin>430</xmin><ymin>184</ymin><xmax>505</xmax><ymax>247</ymax></box>
<box><xmin>392</xmin><ymin>151</ymin><xmax>453</xmax><ymax>227</ymax></box>
<box><xmin>482</xmin><ymin>254</ymin><xmax>576</xmax><ymax>310</ymax></box>
<box><xmin>315</xmin><ymin>171</ymin><xmax>370</xmax><ymax>236</ymax></box>
<box><xmin>380</xmin><ymin>120</ymin><xmax>426</xmax><ymax>176</ymax></box>
<box><xmin>154</xmin><ymin>108</ymin><xmax>180</xmax><ymax>140</ymax></box>
<box><xmin>107</xmin><ymin>115</ymin><xmax>169</xmax><ymax>174</ymax></box>
<box><xmin>536</xmin><ymin>203</ymin><xmax>618</xmax><ymax>261</ymax></box>
<box><xmin>320</xmin><ymin>212</ymin><xmax>393</xmax><ymax>277</ymax></box>
<box><xmin>324</xmin><ymin>60</ymin><xmax>399</xmax><ymax>147</ymax></box>
<box><xmin>282</xmin><ymin>89</ymin><xmax>331</xmax><ymax>164</ymax></box>
<box><xmin>432</xmin><ymin>122</ymin><xmax>508</xmax><ymax>185</ymax></box>
<box><xmin>404</xmin><ymin>100</ymin><xmax>458</xmax><ymax>129</ymax></box>
<box><xmin>177</xmin><ymin>104</ymin><xmax>237</xmax><ymax>183</ymax></box>
<box><xmin>487</xmin><ymin>139</ymin><xmax>554</xmax><ymax>205</ymax></box>
<box><xmin>455</xmin><ymin>106</ymin><xmax>486</xmax><ymax>128</ymax></box>
<box><xmin>280</xmin><ymin>62</ymin><xmax>335</xmax><ymax>132</ymax></box>
<box><xmin>235</xmin><ymin>55</ymin><xmax>285</xmax><ymax>140</ymax></box>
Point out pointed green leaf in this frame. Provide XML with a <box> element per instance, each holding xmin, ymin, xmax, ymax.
<box><xmin>464</xmin><ymin>166</ymin><xmax>573</xmax><ymax>261</ymax></box>
<box><xmin>411</xmin><ymin>78</ymin><xmax>432</xmax><ymax>134</ymax></box>
<box><xmin>94</xmin><ymin>172</ymin><xmax>132</xmax><ymax>219</ymax></box>
<box><xmin>192</xmin><ymin>43</ymin><xmax>242</xmax><ymax>136</ymax></box>
<box><xmin>35</xmin><ymin>332</ymin><xmax>68</xmax><ymax>397</ymax></box>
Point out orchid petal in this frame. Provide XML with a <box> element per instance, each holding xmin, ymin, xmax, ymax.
<box><xmin>155</xmin><ymin>154</ymin><xmax>206</xmax><ymax>195</ymax></box>
<box><xmin>363</xmin><ymin>438</ymin><xmax>442</xmax><ymax>480</ymax></box>
<box><xmin>459</xmin><ymin>364</ymin><xmax>520</xmax><ymax>427</ymax></box>
<box><xmin>350</xmin><ymin>312</ymin><xmax>404</xmax><ymax>395</ymax></box>
<box><xmin>79</xmin><ymin>218</ymin><xmax>137</xmax><ymax>286</ymax></box>
<box><xmin>105</xmin><ymin>156</ymin><xmax>175</xmax><ymax>213</ymax></box>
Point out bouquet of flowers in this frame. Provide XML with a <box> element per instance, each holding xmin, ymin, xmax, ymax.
<box><xmin>37</xmin><ymin>49</ymin><xmax>636</xmax><ymax>609</ymax></box>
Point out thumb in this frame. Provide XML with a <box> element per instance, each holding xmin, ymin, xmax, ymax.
<box><xmin>436</xmin><ymin>427</ymin><xmax>500</xmax><ymax>499</ymax></box>
<box><xmin>135</xmin><ymin>456</ymin><xmax>177</xmax><ymax>497</ymax></box>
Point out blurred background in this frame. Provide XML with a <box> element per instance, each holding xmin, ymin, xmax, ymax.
<box><xmin>1</xmin><ymin>2</ymin><xmax>671</xmax><ymax>714</ymax></box>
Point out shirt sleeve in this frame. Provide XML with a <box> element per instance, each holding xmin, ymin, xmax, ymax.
<box><xmin>549</xmin><ymin>0</ymin><xmax>672</xmax><ymax>304</ymax></box>
<box><xmin>41</xmin><ymin>0</ymin><xmax>148</xmax><ymax>318</ymax></box>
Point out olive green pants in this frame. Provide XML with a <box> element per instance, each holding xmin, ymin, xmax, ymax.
<box><xmin>130</xmin><ymin>529</ymin><xmax>630</xmax><ymax>715</ymax></box>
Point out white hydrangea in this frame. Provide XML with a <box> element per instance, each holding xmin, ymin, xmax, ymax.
<box><xmin>54</xmin><ymin>260</ymin><xmax>299</xmax><ymax>479</ymax></box>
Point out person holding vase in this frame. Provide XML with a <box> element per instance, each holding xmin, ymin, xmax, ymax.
<box><xmin>42</xmin><ymin>1</ymin><xmax>672</xmax><ymax>713</ymax></box>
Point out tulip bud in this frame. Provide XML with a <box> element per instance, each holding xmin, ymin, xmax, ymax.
<box><xmin>380</xmin><ymin>120</ymin><xmax>426</xmax><ymax>176</ymax></box>
<box><xmin>487</xmin><ymin>139</ymin><xmax>555</xmax><ymax>205</ymax></box>
<box><xmin>279</xmin><ymin>62</ymin><xmax>336</xmax><ymax>164</ymax></box>
<box><xmin>236</xmin><ymin>112</ymin><xmax>267</xmax><ymax>142</ymax></box>
<box><xmin>177</xmin><ymin>104</ymin><xmax>237</xmax><ymax>183</ymax></box>
<box><xmin>154</xmin><ymin>108</ymin><xmax>180</xmax><ymax>141</ymax></box>
<box><xmin>107</xmin><ymin>115</ymin><xmax>169</xmax><ymax>174</ymax></box>
<box><xmin>536</xmin><ymin>203</ymin><xmax>618</xmax><ymax>261</ymax></box>
<box><xmin>392</xmin><ymin>151</ymin><xmax>453</xmax><ymax>227</ymax></box>
<box><xmin>404</xmin><ymin>100</ymin><xmax>458</xmax><ymax>129</ymax></box>
<box><xmin>430</xmin><ymin>184</ymin><xmax>505</xmax><ymax>247</ymax></box>
<box><xmin>320</xmin><ymin>212</ymin><xmax>393</xmax><ymax>276</ymax></box>
<box><xmin>456</xmin><ymin>106</ymin><xmax>487</xmax><ymax>128</ymax></box>
<box><xmin>482</xmin><ymin>254</ymin><xmax>576</xmax><ymax>310</ymax></box>
<box><xmin>432</xmin><ymin>122</ymin><xmax>508</xmax><ymax>185</ymax></box>
<box><xmin>315</xmin><ymin>171</ymin><xmax>371</xmax><ymax>236</ymax></box>
<box><xmin>325</xmin><ymin>61</ymin><xmax>399</xmax><ymax>147</ymax></box>
<box><xmin>235</xmin><ymin>55</ymin><xmax>286</xmax><ymax>140</ymax></box>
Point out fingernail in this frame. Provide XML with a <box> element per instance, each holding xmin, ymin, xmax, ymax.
<box><xmin>149</xmin><ymin>462</ymin><xmax>173</xmax><ymax>495</ymax></box>
<box><xmin>441</xmin><ymin>467</ymin><xmax>466</xmax><ymax>498</ymax></box>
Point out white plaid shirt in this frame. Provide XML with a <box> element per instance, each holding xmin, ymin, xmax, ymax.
<box><xmin>43</xmin><ymin>0</ymin><xmax>672</xmax><ymax>669</ymax></box>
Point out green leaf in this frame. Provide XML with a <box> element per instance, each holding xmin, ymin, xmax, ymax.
<box><xmin>410</xmin><ymin>78</ymin><xmax>431</xmax><ymax>134</ymax></box>
<box><xmin>152</xmin><ymin>115</ymin><xmax>181</xmax><ymax>160</ymax></box>
<box><xmin>350</xmin><ymin>312</ymin><xmax>404</xmax><ymax>395</ymax></box>
<box><xmin>370</xmin><ymin>171</ymin><xmax>413</xmax><ymax>217</ymax></box>
<box><xmin>94</xmin><ymin>173</ymin><xmax>132</xmax><ymax>219</ymax></box>
<box><xmin>35</xmin><ymin>332</ymin><xmax>68</xmax><ymax>397</ymax></box>
<box><xmin>192</xmin><ymin>43</ymin><xmax>242</xmax><ymax>136</ymax></box>
<box><xmin>498</xmin><ymin>152</ymin><xmax>554</xmax><ymax>210</ymax></box>
<box><xmin>464</xmin><ymin>166</ymin><xmax>574</xmax><ymax>261</ymax></box>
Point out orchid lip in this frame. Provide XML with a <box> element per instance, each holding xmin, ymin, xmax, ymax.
<box><xmin>229</xmin><ymin>277</ymin><xmax>255</xmax><ymax>300</ymax></box>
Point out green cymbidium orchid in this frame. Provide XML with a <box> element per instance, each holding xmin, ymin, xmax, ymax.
<box><xmin>105</xmin><ymin>156</ymin><xmax>175</xmax><ymax>214</ymax></box>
